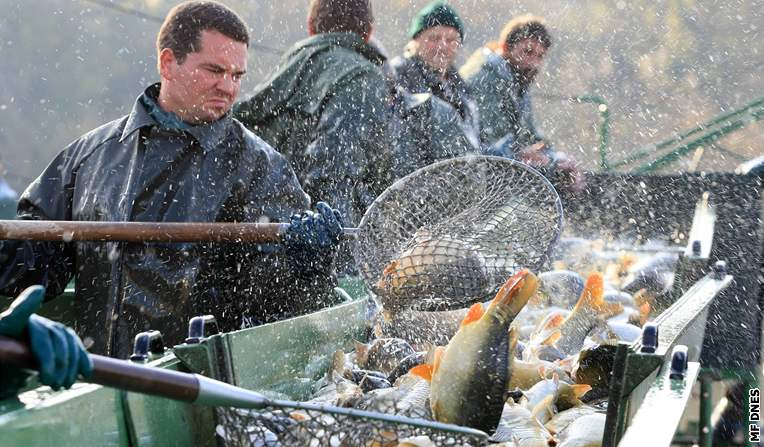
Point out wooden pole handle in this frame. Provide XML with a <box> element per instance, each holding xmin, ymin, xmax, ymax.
<box><xmin>0</xmin><ymin>335</ymin><xmax>199</xmax><ymax>402</ymax></box>
<box><xmin>0</xmin><ymin>220</ymin><xmax>358</xmax><ymax>243</ymax></box>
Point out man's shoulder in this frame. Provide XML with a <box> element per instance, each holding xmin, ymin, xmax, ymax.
<box><xmin>231</xmin><ymin>119</ymin><xmax>291</xmax><ymax>165</ymax></box>
<box><xmin>62</xmin><ymin>115</ymin><xmax>130</xmax><ymax>160</ymax></box>
<box><xmin>314</xmin><ymin>44</ymin><xmax>384</xmax><ymax>84</ymax></box>
<box><xmin>460</xmin><ymin>47</ymin><xmax>505</xmax><ymax>82</ymax></box>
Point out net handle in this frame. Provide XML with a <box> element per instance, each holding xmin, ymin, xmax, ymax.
<box><xmin>0</xmin><ymin>335</ymin><xmax>487</xmax><ymax>439</ymax></box>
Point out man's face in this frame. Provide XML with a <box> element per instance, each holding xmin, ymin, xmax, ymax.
<box><xmin>414</xmin><ymin>25</ymin><xmax>462</xmax><ymax>73</ymax></box>
<box><xmin>159</xmin><ymin>29</ymin><xmax>247</xmax><ymax>124</ymax></box>
<box><xmin>505</xmin><ymin>37</ymin><xmax>547</xmax><ymax>80</ymax></box>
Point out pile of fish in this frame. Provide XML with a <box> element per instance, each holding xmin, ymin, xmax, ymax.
<box><xmin>224</xmin><ymin>239</ymin><xmax>678</xmax><ymax>446</ymax></box>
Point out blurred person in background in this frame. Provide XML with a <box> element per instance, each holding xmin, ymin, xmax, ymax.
<box><xmin>235</xmin><ymin>0</ymin><xmax>391</xmax><ymax>228</ymax></box>
<box><xmin>461</xmin><ymin>15</ymin><xmax>583</xmax><ymax>190</ymax></box>
<box><xmin>389</xmin><ymin>1</ymin><xmax>480</xmax><ymax>178</ymax></box>
<box><xmin>0</xmin><ymin>160</ymin><xmax>18</xmax><ymax>220</ymax></box>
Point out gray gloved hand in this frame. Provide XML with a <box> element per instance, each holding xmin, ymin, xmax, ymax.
<box><xmin>283</xmin><ymin>202</ymin><xmax>343</xmax><ymax>275</ymax></box>
<box><xmin>0</xmin><ymin>285</ymin><xmax>93</xmax><ymax>395</ymax></box>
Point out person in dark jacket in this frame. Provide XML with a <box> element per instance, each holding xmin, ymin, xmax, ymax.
<box><xmin>461</xmin><ymin>15</ymin><xmax>583</xmax><ymax>190</ymax></box>
<box><xmin>234</xmin><ymin>0</ymin><xmax>391</xmax><ymax>227</ymax></box>
<box><xmin>0</xmin><ymin>1</ymin><xmax>344</xmax><ymax>359</ymax></box>
<box><xmin>389</xmin><ymin>1</ymin><xmax>480</xmax><ymax>177</ymax></box>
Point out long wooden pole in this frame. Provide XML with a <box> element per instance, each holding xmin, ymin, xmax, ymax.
<box><xmin>0</xmin><ymin>335</ymin><xmax>200</xmax><ymax>402</ymax></box>
<box><xmin>0</xmin><ymin>220</ymin><xmax>358</xmax><ymax>243</ymax></box>
<box><xmin>0</xmin><ymin>335</ymin><xmax>488</xmax><ymax>438</ymax></box>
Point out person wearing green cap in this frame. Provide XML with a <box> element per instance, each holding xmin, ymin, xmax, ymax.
<box><xmin>388</xmin><ymin>1</ymin><xmax>480</xmax><ymax>178</ymax></box>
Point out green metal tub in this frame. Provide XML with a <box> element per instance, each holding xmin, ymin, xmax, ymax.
<box><xmin>0</xmin><ymin>269</ymin><xmax>731</xmax><ymax>446</ymax></box>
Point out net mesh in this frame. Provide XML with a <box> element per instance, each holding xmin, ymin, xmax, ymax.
<box><xmin>356</xmin><ymin>156</ymin><xmax>563</xmax><ymax>311</ymax></box>
<box><xmin>216</xmin><ymin>403</ymin><xmax>487</xmax><ymax>446</ymax></box>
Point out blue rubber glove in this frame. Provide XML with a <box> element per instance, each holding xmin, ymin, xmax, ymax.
<box><xmin>0</xmin><ymin>286</ymin><xmax>93</xmax><ymax>395</ymax></box>
<box><xmin>283</xmin><ymin>202</ymin><xmax>343</xmax><ymax>275</ymax></box>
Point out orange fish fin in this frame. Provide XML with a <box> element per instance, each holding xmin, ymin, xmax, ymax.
<box><xmin>460</xmin><ymin>303</ymin><xmax>485</xmax><ymax>327</ymax></box>
<box><xmin>571</xmin><ymin>384</ymin><xmax>592</xmax><ymax>398</ymax></box>
<box><xmin>540</xmin><ymin>329</ymin><xmax>562</xmax><ymax>346</ymax></box>
<box><xmin>409</xmin><ymin>364</ymin><xmax>434</xmax><ymax>382</ymax></box>
<box><xmin>557</xmin><ymin>355</ymin><xmax>577</xmax><ymax>372</ymax></box>
<box><xmin>638</xmin><ymin>302</ymin><xmax>651</xmax><ymax>326</ymax></box>
<box><xmin>578</xmin><ymin>272</ymin><xmax>605</xmax><ymax>308</ymax></box>
<box><xmin>545</xmin><ymin>313</ymin><xmax>565</xmax><ymax>330</ymax></box>
<box><xmin>574</xmin><ymin>272</ymin><xmax>623</xmax><ymax>318</ymax></box>
<box><xmin>353</xmin><ymin>340</ymin><xmax>369</xmax><ymax>367</ymax></box>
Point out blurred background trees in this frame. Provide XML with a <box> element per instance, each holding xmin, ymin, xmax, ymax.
<box><xmin>0</xmin><ymin>0</ymin><xmax>761</xmax><ymax>190</ymax></box>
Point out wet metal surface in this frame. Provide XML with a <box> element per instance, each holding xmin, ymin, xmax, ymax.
<box><xmin>619</xmin><ymin>362</ymin><xmax>700</xmax><ymax>446</ymax></box>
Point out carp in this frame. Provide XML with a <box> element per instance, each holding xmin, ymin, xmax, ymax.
<box><xmin>410</xmin><ymin>269</ymin><xmax>538</xmax><ymax>432</ymax></box>
<box><xmin>354</xmin><ymin>338</ymin><xmax>417</xmax><ymax>376</ymax></box>
<box><xmin>555</xmin><ymin>273</ymin><xmax>623</xmax><ymax>356</ymax></box>
<box><xmin>490</xmin><ymin>399</ymin><xmax>556</xmax><ymax>446</ymax></box>
<box><xmin>375</xmin><ymin>229</ymin><xmax>489</xmax><ymax>312</ymax></box>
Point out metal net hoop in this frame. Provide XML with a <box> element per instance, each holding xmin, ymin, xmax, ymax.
<box><xmin>356</xmin><ymin>155</ymin><xmax>563</xmax><ymax>311</ymax></box>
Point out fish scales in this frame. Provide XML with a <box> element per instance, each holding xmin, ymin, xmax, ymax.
<box><xmin>415</xmin><ymin>269</ymin><xmax>537</xmax><ymax>433</ymax></box>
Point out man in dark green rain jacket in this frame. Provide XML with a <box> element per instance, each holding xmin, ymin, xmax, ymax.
<box><xmin>0</xmin><ymin>2</ymin><xmax>344</xmax><ymax>360</ymax></box>
<box><xmin>235</xmin><ymin>0</ymin><xmax>391</xmax><ymax>227</ymax></box>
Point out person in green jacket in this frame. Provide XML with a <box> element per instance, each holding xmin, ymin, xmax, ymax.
<box><xmin>389</xmin><ymin>1</ymin><xmax>480</xmax><ymax>178</ymax></box>
<box><xmin>234</xmin><ymin>0</ymin><xmax>391</xmax><ymax>227</ymax></box>
<box><xmin>461</xmin><ymin>15</ymin><xmax>583</xmax><ymax>190</ymax></box>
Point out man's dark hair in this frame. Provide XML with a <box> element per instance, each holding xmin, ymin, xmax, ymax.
<box><xmin>307</xmin><ymin>0</ymin><xmax>373</xmax><ymax>38</ymax></box>
<box><xmin>500</xmin><ymin>15</ymin><xmax>552</xmax><ymax>50</ymax></box>
<box><xmin>157</xmin><ymin>1</ymin><xmax>249</xmax><ymax>64</ymax></box>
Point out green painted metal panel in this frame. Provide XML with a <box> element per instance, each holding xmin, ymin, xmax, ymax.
<box><xmin>222</xmin><ymin>298</ymin><xmax>368</xmax><ymax>399</ymax></box>
<box><xmin>124</xmin><ymin>355</ymin><xmax>216</xmax><ymax>447</ymax></box>
<box><xmin>605</xmin><ymin>273</ymin><xmax>732</xmax><ymax>446</ymax></box>
<box><xmin>619</xmin><ymin>362</ymin><xmax>700</xmax><ymax>446</ymax></box>
<box><xmin>0</xmin><ymin>384</ymin><xmax>129</xmax><ymax>446</ymax></box>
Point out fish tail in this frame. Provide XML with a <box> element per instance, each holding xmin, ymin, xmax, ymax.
<box><xmin>353</xmin><ymin>340</ymin><xmax>369</xmax><ymax>367</ymax></box>
<box><xmin>328</xmin><ymin>350</ymin><xmax>347</xmax><ymax>379</ymax></box>
<box><xmin>376</xmin><ymin>259</ymin><xmax>401</xmax><ymax>291</ymax></box>
<box><xmin>573</xmin><ymin>272</ymin><xmax>623</xmax><ymax>317</ymax></box>
<box><xmin>571</xmin><ymin>384</ymin><xmax>592</xmax><ymax>398</ymax></box>
<box><xmin>638</xmin><ymin>301</ymin><xmax>651</xmax><ymax>326</ymax></box>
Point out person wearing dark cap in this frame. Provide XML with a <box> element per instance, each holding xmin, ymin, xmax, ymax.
<box><xmin>461</xmin><ymin>15</ymin><xmax>583</xmax><ymax>191</ymax></box>
<box><xmin>389</xmin><ymin>1</ymin><xmax>480</xmax><ymax>178</ymax></box>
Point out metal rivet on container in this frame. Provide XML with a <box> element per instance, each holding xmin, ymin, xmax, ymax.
<box><xmin>185</xmin><ymin>315</ymin><xmax>219</xmax><ymax>344</ymax></box>
<box><xmin>711</xmin><ymin>260</ymin><xmax>727</xmax><ymax>280</ymax></box>
<box><xmin>641</xmin><ymin>323</ymin><xmax>659</xmax><ymax>353</ymax></box>
<box><xmin>669</xmin><ymin>345</ymin><xmax>689</xmax><ymax>380</ymax></box>
<box><xmin>130</xmin><ymin>330</ymin><xmax>164</xmax><ymax>361</ymax></box>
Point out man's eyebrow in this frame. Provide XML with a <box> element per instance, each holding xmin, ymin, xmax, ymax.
<box><xmin>200</xmin><ymin>62</ymin><xmax>246</xmax><ymax>76</ymax></box>
<box><xmin>200</xmin><ymin>62</ymin><xmax>225</xmax><ymax>71</ymax></box>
